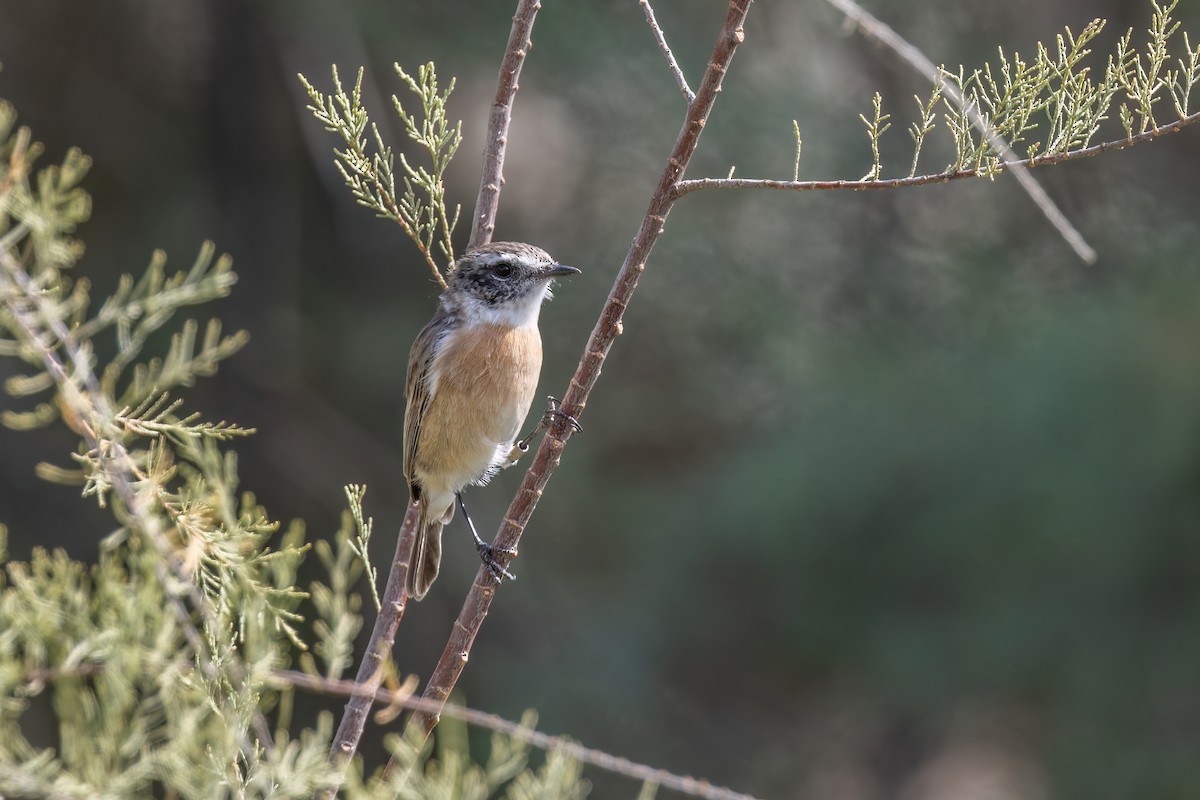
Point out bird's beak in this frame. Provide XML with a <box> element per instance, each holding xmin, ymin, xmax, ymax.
<box><xmin>540</xmin><ymin>263</ymin><xmax>581</xmax><ymax>279</ymax></box>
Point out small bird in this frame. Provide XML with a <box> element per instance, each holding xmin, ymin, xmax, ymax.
<box><xmin>403</xmin><ymin>241</ymin><xmax>580</xmax><ymax>600</ymax></box>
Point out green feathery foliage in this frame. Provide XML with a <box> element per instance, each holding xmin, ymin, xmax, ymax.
<box><xmin>853</xmin><ymin>0</ymin><xmax>1200</xmax><ymax>178</ymax></box>
<box><xmin>299</xmin><ymin>63</ymin><xmax>463</xmax><ymax>289</ymax></box>
<box><xmin>858</xmin><ymin>92</ymin><xmax>892</xmax><ymax>180</ymax></box>
<box><xmin>344</xmin><ymin>483</ymin><xmax>380</xmax><ymax>613</ymax></box>
<box><xmin>0</xmin><ymin>97</ymin><xmax>589</xmax><ymax>798</ymax></box>
<box><xmin>305</xmin><ymin>507</ymin><xmax>370</xmax><ymax>683</ymax></box>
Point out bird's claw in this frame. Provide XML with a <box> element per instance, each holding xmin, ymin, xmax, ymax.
<box><xmin>511</xmin><ymin>397</ymin><xmax>583</xmax><ymax>461</ymax></box>
<box><xmin>476</xmin><ymin>541</ymin><xmax>517</xmax><ymax>583</ymax></box>
<box><xmin>542</xmin><ymin>395</ymin><xmax>583</xmax><ymax>434</ymax></box>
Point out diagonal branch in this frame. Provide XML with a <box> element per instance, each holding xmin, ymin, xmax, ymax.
<box><xmin>389</xmin><ymin>0</ymin><xmax>754</xmax><ymax>762</ymax></box>
<box><xmin>823</xmin><ymin>0</ymin><xmax>1097</xmax><ymax>263</ymax></box>
<box><xmin>641</xmin><ymin>0</ymin><xmax>697</xmax><ymax>104</ymax></box>
<box><xmin>320</xmin><ymin>501</ymin><xmax>419</xmax><ymax>797</ymax></box>
<box><xmin>468</xmin><ymin>0</ymin><xmax>543</xmax><ymax>250</ymax></box>
<box><xmin>672</xmin><ymin>110</ymin><xmax>1200</xmax><ymax>196</ymax></box>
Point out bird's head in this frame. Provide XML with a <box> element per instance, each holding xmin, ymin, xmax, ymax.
<box><xmin>445</xmin><ymin>242</ymin><xmax>580</xmax><ymax>325</ymax></box>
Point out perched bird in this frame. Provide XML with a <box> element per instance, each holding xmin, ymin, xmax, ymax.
<box><xmin>402</xmin><ymin>242</ymin><xmax>580</xmax><ymax>600</ymax></box>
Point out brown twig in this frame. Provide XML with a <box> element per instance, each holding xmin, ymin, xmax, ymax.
<box><xmin>322</xmin><ymin>0</ymin><xmax>543</xmax><ymax>790</ymax></box>
<box><xmin>823</xmin><ymin>0</ymin><xmax>1097</xmax><ymax>263</ymax></box>
<box><xmin>468</xmin><ymin>0</ymin><xmax>543</xmax><ymax>250</ymax></box>
<box><xmin>672</xmin><ymin>110</ymin><xmax>1200</xmax><ymax>197</ymax></box>
<box><xmin>319</xmin><ymin>500</ymin><xmax>419</xmax><ymax>798</ymax></box>
<box><xmin>640</xmin><ymin>0</ymin><xmax>696</xmax><ymax>104</ymax></box>
<box><xmin>389</xmin><ymin>0</ymin><xmax>755</xmax><ymax>763</ymax></box>
<box><xmin>281</xmin><ymin>670</ymin><xmax>762</xmax><ymax>800</ymax></box>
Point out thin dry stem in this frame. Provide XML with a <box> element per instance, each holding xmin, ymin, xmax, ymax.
<box><xmin>468</xmin><ymin>0</ymin><xmax>543</xmax><ymax>250</ymax></box>
<box><xmin>280</xmin><ymin>670</ymin><xmax>763</xmax><ymax>800</ymax></box>
<box><xmin>641</xmin><ymin>0</ymin><xmax>697</xmax><ymax>104</ymax></box>
<box><xmin>672</xmin><ymin>110</ymin><xmax>1200</xmax><ymax>196</ymax></box>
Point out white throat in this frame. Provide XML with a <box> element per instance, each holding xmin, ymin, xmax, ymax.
<box><xmin>451</xmin><ymin>283</ymin><xmax>551</xmax><ymax>329</ymax></box>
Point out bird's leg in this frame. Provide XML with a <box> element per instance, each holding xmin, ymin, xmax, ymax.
<box><xmin>505</xmin><ymin>396</ymin><xmax>584</xmax><ymax>464</ymax></box>
<box><xmin>457</xmin><ymin>492</ymin><xmax>516</xmax><ymax>583</ymax></box>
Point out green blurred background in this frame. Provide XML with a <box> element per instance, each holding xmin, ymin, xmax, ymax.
<box><xmin>3</xmin><ymin>0</ymin><xmax>1200</xmax><ymax>797</ymax></box>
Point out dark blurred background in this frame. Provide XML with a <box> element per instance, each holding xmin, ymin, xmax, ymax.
<box><xmin>3</xmin><ymin>0</ymin><xmax>1200</xmax><ymax>797</ymax></box>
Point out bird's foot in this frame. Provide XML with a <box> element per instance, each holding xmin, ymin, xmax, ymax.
<box><xmin>541</xmin><ymin>395</ymin><xmax>583</xmax><ymax>434</ymax></box>
<box><xmin>476</xmin><ymin>540</ymin><xmax>517</xmax><ymax>583</ymax></box>
<box><xmin>510</xmin><ymin>396</ymin><xmax>584</xmax><ymax>462</ymax></box>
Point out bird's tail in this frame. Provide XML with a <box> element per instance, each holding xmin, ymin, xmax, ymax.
<box><xmin>407</xmin><ymin>504</ymin><xmax>451</xmax><ymax>601</ymax></box>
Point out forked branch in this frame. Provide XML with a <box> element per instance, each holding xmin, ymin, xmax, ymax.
<box><xmin>391</xmin><ymin>0</ymin><xmax>754</xmax><ymax>758</ymax></box>
<box><xmin>321</xmin><ymin>0</ymin><xmax>544</xmax><ymax>790</ymax></box>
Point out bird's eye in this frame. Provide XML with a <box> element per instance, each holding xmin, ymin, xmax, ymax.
<box><xmin>493</xmin><ymin>262</ymin><xmax>513</xmax><ymax>278</ymax></box>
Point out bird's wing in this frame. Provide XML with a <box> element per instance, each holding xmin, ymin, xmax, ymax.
<box><xmin>403</xmin><ymin>314</ymin><xmax>447</xmax><ymax>499</ymax></box>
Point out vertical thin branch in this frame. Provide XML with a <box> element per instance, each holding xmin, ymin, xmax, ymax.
<box><xmin>641</xmin><ymin>0</ymin><xmax>697</xmax><ymax>104</ymax></box>
<box><xmin>468</xmin><ymin>0</ymin><xmax>543</xmax><ymax>250</ymax></box>
<box><xmin>325</xmin><ymin>1</ymin><xmax>541</xmax><ymax>790</ymax></box>
<box><xmin>823</xmin><ymin>0</ymin><xmax>1097</xmax><ymax>264</ymax></box>
<box><xmin>319</xmin><ymin>500</ymin><xmax>419</xmax><ymax>798</ymax></box>
<box><xmin>390</xmin><ymin>0</ymin><xmax>754</xmax><ymax>759</ymax></box>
